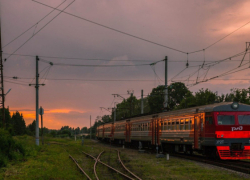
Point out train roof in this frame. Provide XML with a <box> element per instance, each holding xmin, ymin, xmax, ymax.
<box><xmin>98</xmin><ymin>102</ymin><xmax>250</xmax><ymax>126</ymax></box>
<box><xmin>158</xmin><ymin>102</ymin><xmax>250</xmax><ymax>117</ymax></box>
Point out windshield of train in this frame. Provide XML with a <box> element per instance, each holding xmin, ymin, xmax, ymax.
<box><xmin>238</xmin><ymin>115</ymin><xmax>250</xmax><ymax>125</ymax></box>
<box><xmin>217</xmin><ymin>115</ymin><xmax>235</xmax><ymax>125</ymax></box>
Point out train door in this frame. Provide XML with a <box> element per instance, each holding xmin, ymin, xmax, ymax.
<box><xmin>151</xmin><ymin>118</ymin><xmax>160</xmax><ymax>145</ymax></box>
<box><xmin>125</xmin><ymin>120</ymin><xmax>131</xmax><ymax>142</ymax></box>
<box><xmin>194</xmin><ymin>115</ymin><xmax>201</xmax><ymax>149</ymax></box>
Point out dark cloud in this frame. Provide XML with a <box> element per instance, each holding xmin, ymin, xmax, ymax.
<box><xmin>2</xmin><ymin>0</ymin><xmax>250</xmax><ymax>128</ymax></box>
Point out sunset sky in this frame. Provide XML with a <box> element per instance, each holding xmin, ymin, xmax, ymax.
<box><xmin>2</xmin><ymin>0</ymin><xmax>250</xmax><ymax>129</ymax></box>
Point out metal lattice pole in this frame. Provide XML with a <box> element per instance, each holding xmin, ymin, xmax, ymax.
<box><xmin>0</xmin><ymin>17</ymin><xmax>5</xmax><ymax>127</ymax></box>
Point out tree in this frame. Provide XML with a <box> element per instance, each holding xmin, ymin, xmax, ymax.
<box><xmin>178</xmin><ymin>91</ymin><xmax>196</xmax><ymax>109</ymax></box>
<box><xmin>11</xmin><ymin>111</ymin><xmax>26</xmax><ymax>135</ymax></box>
<box><xmin>168</xmin><ymin>82</ymin><xmax>191</xmax><ymax>110</ymax></box>
<box><xmin>27</xmin><ymin>120</ymin><xmax>36</xmax><ymax>136</ymax></box>
<box><xmin>0</xmin><ymin>108</ymin><xmax>12</xmax><ymax>129</ymax></box>
<box><xmin>50</xmin><ymin>130</ymin><xmax>57</xmax><ymax>137</ymax></box>
<box><xmin>194</xmin><ymin>88</ymin><xmax>217</xmax><ymax>106</ymax></box>
<box><xmin>148</xmin><ymin>82</ymin><xmax>191</xmax><ymax>112</ymax></box>
<box><xmin>81</xmin><ymin>127</ymin><xmax>88</xmax><ymax>133</ymax></box>
<box><xmin>148</xmin><ymin>85</ymin><xmax>164</xmax><ymax>113</ymax></box>
<box><xmin>101</xmin><ymin>115</ymin><xmax>112</xmax><ymax>123</ymax></box>
<box><xmin>225</xmin><ymin>88</ymin><xmax>250</xmax><ymax>104</ymax></box>
<box><xmin>178</xmin><ymin>88</ymin><xmax>223</xmax><ymax>109</ymax></box>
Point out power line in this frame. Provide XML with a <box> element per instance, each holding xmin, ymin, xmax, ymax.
<box><xmin>3</xmin><ymin>52</ymin><xmax>250</xmax><ymax>62</ymax></box>
<box><xmin>4</xmin><ymin>76</ymin><xmax>162</xmax><ymax>82</ymax></box>
<box><xmin>171</xmin><ymin>50</ymin><xmax>249</xmax><ymax>83</ymax></box>
<box><xmin>4</xmin><ymin>0</ymin><xmax>75</xmax><ymax>62</ymax></box>
<box><xmin>189</xmin><ymin>61</ymin><xmax>250</xmax><ymax>87</ymax></box>
<box><xmin>32</xmin><ymin>0</ymin><xmax>187</xmax><ymax>54</ymax></box>
<box><xmin>46</xmin><ymin>78</ymin><xmax>159</xmax><ymax>82</ymax></box>
<box><xmin>40</xmin><ymin>58</ymin><xmax>164</xmax><ymax>67</ymax></box>
<box><xmin>188</xmin><ymin>20</ymin><xmax>250</xmax><ymax>54</ymax></box>
<box><xmin>2</xmin><ymin>0</ymin><xmax>67</xmax><ymax>48</ymax></box>
<box><xmin>33</xmin><ymin>0</ymin><xmax>250</xmax><ymax>55</ymax></box>
<box><xmin>4</xmin><ymin>80</ymin><xmax>29</xmax><ymax>86</ymax></box>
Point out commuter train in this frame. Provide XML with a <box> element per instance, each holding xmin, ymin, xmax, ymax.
<box><xmin>96</xmin><ymin>102</ymin><xmax>250</xmax><ymax>160</ymax></box>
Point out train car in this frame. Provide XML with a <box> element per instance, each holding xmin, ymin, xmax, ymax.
<box><xmin>129</xmin><ymin>115</ymin><xmax>152</xmax><ymax>147</ymax></box>
<box><xmin>97</xmin><ymin>102</ymin><xmax>250</xmax><ymax>160</ymax></box>
<box><xmin>157</xmin><ymin>102</ymin><xmax>250</xmax><ymax>160</ymax></box>
<box><xmin>96</xmin><ymin>124</ymin><xmax>104</xmax><ymax>140</ymax></box>
<box><xmin>113</xmin><ymin>120</ymin><xmax>126</xmax><ymax>144</ymax></box>
<box><xmin>103</xmin><ymin>122</ymin><xmax>113</xmax><ymax>141</ymax></box>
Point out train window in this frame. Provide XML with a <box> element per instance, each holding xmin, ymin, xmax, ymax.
<box><xmin>209</xmin><ymin>117</ymin><xmax>213</xmax><ymax>125</ymax></box>
<box><xmin>205</xmin><ymin>117</ymin><xmax>213</xmax><ymax>125</ymax></box>
<box><xmin>180</xmin><ymin>119</ymin><xmax>184</xmax><ymax>130</ymax></box>
<box><xmin>161</xmin><ymin>122</ymin><xmax>164</xmax><ymax>130</ymax></box>
<box><xmin>168</xmin><ymin>120</ymin><xmax>171</xmax><ymax>130</ymax></box>
<box><xmin>238</xmin><ymin>115</ymin><xmax>250</xmax><ymax>125</ymax></box>
<box><xmin>217</xmin><ymin>115</ymin><xmax>235</xmax><ymax>125</ymax></box>
<box><xmin>171</xmin><ymin>120</ymin><xmax>175</xmax><ymax>130</ymax></box>
<box><xmin>185</xmin><ymin>119</ymin><xmax>189</xmax><ymax>130</ymax></box>
<box><xmin>190</xmin><ymin>118</ymin><xmax>193</xmax><ymax>130</ymax></box>
<box><xmin>164</xmin><ymin>120</ymin><xmax>168</xmax><ymax>130</ymax></box>
<box><xmin>176</xmin><ymin>119</ymin><xmax>180</xmax><ymax>130</ymax></box>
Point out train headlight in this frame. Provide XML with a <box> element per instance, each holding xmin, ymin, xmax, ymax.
<box><xmin>231</xmin><ymin>102</ymin><xmax>239</xmax><ymax>110</ymax></box>
<box><xmin>221</xmin><ymin>135</ymin><xmax>224</xmax><ymax>138</ymax></box>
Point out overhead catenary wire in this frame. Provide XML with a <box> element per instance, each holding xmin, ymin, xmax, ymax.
<box><xmin>3</xmin><ymin>52</ymin><xmax>250</xmax><ymax>63</ymax></box>
<box><xmin>4</xmin><ymin>80</ymin><xmax>30</xmax><ymax>86</ymax></box>
<box><xmin>32</xmin><ymin>0</ymin><xmax>187</xmax><ymax>54</ymax></box>
<box><xmin>188</xmin><ymin>61</ymin><xmax>250</xmax><ymax>87</ymax></box>
<box><xmin>171</xmin><ymin>50</ymin><xmax>250</xmax><ymax>83</ymax></box>
<box><xmin>188</xmin><ymin>20</ymin><xmax>250</xmax><ymax>54</ymax></box>
<box><xmin>4</xmin><ymin>76</ymin><xmax>161</xmax><ymax>82</ymax></box>
<box><xmin>2</xmin><ymin>0</ymin><xmax>67</xmax><ymax>48</ymax></box>
<box><xmin>39</xmin><ymin>58</ymin><xmax>164</xmax><ymax>67</ymax></box>
<box><xmin>31</xmin><ymin>0</ymin><xmax>250</xmax><ymax>55</ymax></box>
<box><xmin>4</xmin><ymin>0</ymin><xmax>75</xmax><ymax>62</ymax></box>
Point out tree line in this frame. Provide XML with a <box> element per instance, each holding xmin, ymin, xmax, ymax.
<box><xmin>96</xmin><ymin>82</ymin><xmax>250</xmax><ymax>125</ymax></box>
<box><xmin>1</xmin><ymin>82</ymin><xmax>250</xmax><ymax>137</ymax></box>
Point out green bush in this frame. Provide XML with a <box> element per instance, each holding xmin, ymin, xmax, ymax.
<box><xmin>0</xmin><ymin>153</ymin><xmax>7</xmax><ymax>168</ymax></box>
<box><xmin>0</xmin><ymin>128</ymin><xmax>26</xmax><ymax>167</ymax></box>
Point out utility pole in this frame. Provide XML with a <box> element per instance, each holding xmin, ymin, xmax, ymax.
<box><xmin>0</xmin><ymin>18</ymin><xmax>5</xmax><ymax>128</ymax></box>
<box><xmin>90</xmin><ymin>115</ymin><xmax>92</xmax><ymax>139</ymax></box>
<box><xmin>141</xmin><ymin>90</ymin><xmax>143</xmax><ymax>114</ymax></box>
<box><xmin>164</xmin><ymin>56</ymin><xmax>168</xmax><ymax>110</ymax></box>
<box><xmin>35</xmin><ymin>56</ymin><xmax>39</xmax><ymax>145</ymax></box>
<box><xmin>29</xmin><ymin>56</ymin><xmax>45</xmax><ymax>146</ymax></box>
<box><xmin>113</xmin><ymin>107</ymin><xmax>116</xmax><ymax>123</ymax></box>
<box><xmin>127</xmin><ymin>90</ymin><xmax>134</xmax><ymax>116</ymax></box>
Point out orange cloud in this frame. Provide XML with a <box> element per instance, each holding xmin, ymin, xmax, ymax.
<box><xmin>9</xmin><ymin>108</ymin><xmax>90</xmax><ymax>129</ymax></box>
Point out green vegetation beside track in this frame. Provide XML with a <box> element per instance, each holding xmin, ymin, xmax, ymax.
<box><xmin>0</xmin><ymin>136</ymin><xmax>247</xmax><ymax>180</ymax></box>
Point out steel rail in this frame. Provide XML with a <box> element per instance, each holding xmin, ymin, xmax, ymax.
<box><xmin>94</xmin><ymin>151</ymin><xmax>104</xmax><ymax>180</ymax></box>
<box><xmin>69</xmin><ymin>155</ymin><xmax>92</xmax><ymax>180</ymax></box>
<box><xmin>82</xmin><ymin>151</ymin><xmax>135</xmax><ymax>180</ymax></box>
<box><xmin>172</xmin><ymin>153</ymin><xmax>250</xmax><ymax>174</ymax></box>
<box><xmin>117</xmin><ymin>150</ymin><xmax>142</xmax><ymax>180</ymax></box>
<box><xmin>48</xmin><ymin>142</ymin><xmax>67</xmax><ymax>146</ymax></box>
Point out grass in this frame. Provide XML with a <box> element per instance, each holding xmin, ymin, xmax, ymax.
<box><xmin>0</xmin><ymin>136</ymin><xmax>248</xmax><ymax>180</ymax></box>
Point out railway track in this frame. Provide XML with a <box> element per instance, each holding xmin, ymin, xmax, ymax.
<box><xmin>49</xmin><ymin>141</ymin><xmax>142</xmax><ymax>179</ymax></box>
<box><xmin>82</xmin><ymin>150</ymin><xmax>142</xmax><ymax>180</ymax></box>
<box><xmin>99</xmin><ymin>140</ymin><xmax>250</xmax><ymax>175</ymax></box>
<box><xmin>171</xmin><ymin>153</ymin><xmax>250</xmax><ymax>174</ymax></box>
<box><xmin>69</xmin><ymin>154</ymin><xmax>92</xmax><ymax>180</ymax></box>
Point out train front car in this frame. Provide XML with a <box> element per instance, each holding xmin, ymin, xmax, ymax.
<box><xmin>211</xmin><ymin>102</ymin><xmax>250</xmax><ymax>160</ymax></box>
